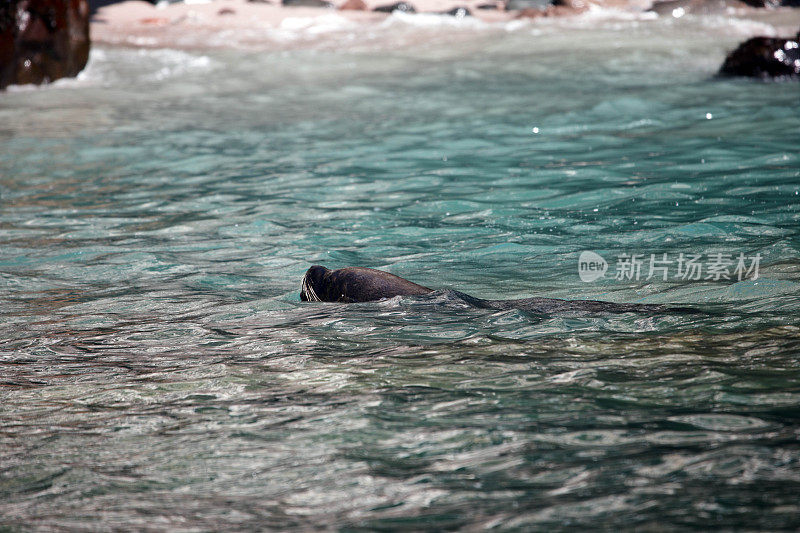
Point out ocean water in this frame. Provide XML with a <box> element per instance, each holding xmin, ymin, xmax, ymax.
<box><xmin>2</xmin><ymin>13</ymin><xmax>800</xmax><ymax>530</ymax></box>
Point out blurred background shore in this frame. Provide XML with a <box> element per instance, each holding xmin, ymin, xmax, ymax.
<box><xmin>89</xmin><ymin>0</ymin><xmax>799</xmax><ymax>50</ymax></box>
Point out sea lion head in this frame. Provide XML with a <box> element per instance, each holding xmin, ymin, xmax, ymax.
<box><xmin>300</xmin><ymin>265</ymin><xmax>433</xmax><ymax>303</ymax></box>
<box><xmin>300</xmin><ymin>265</ymin><xmax>329</xmax><ymax>302</ymax></box>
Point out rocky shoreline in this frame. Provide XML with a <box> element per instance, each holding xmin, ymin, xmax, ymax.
<box><xmin>1</xmin><ymin>0</ymin><xmax>799</xmax><ymax>89</ymax></box>
<box><xmin>87</xmin><ymin>0</ymin><xmax>798</xmax><ymax>50</ymax></box>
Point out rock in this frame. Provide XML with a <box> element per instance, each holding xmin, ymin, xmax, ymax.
<box><xmin>737</xmin><ymin>0</ymin><xmax>800</xmax><ymax>6</ymax></box>
<box><xmin>373</xmin><ymin>2</ymin><xmax>416</xmax><ymax>13</ymax></box>
<box><xmin>476</xmin><ymin>2</ymin><xmax>499</xmax><ymax>8</ymax></box>
<box><xmin>282</xmin><ymin>0</ymin><xmax>334</xmax><ymax>7</ymax></box>
<box><xmin>515</xmin><ymin>7</ymin><xmax>543</xmax><ymax>16</ymax></box>
<box><xmin>440</xmin><ymin>6</ymin><xmax>471</xmax><ymax>16</ymax></box>
<box><xmin>139</xmin><ymin>17</ymin><xmax>170</xmax><ymax>25</ymax></box>
<box><xmin>505</xmin><ymin>0</ymin><xmax>553</xmax><ymax>10</ymax></box>
<box><xmin>650</xmin><ymin>0</ymin><xmax>749</xmax><ymax>16</ymax></box>
<box><xmin>89</xmin><ymin>0</ymin><xmax>130</xmax><ymax>13</ymax></box>
<box><xmin>0</xmin><ymin>0</ymin><xmax>90</xmax><ymax>90</ymax></box>
<box><xmin>515</xmin><ymin>1</ymin><xmax>586</xmax><ymax>16</ymax></box>
<box><xmin>339</xmin><ymin>0</ymin><xmax>368</xmax><ymax>10</ymax></box>
<box><xmin>719</xmin><ymin>36</ymin><xmax>800</xmax><ymax>78</ymax></box>
<box><xmin>89</xmin><ymin>0</ymin><xmax>164</xmax><ymax>14</ymax></box>
<box><xmin>218</xmin><ymin>7</ymin><xmax>236</xmax><ymax>15</ymax></box>
<box><xmin>738</xmin><ymin>0</ymin><xmax>777</xmax><ymax>6</ymax></box>
<box><xmin>555</xmin><ymin>0</ymin><xmax>589</xmax><ymax>9</ymax></box>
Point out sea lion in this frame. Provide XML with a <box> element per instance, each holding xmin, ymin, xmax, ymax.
<box><xmin>300</xmin><ymin>265</ymin><xmax>696</xmax><ymax>314</ymax></box>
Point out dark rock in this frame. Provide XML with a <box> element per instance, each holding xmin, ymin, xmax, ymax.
<box><xmin>737</xmin><ymin>0</ymin><xmax>800</xmax><ymax>6</ymax></box>
<box><xmin>554</xmin><ymin>0</ymin><xmax>589</xmax><ymax>9</ymax></box>
<box><xmin>505</xmin><ymin>0</ymin><xmax>553</xmax><ymax>10</ymax></box>
<box><xmin>719</xmin><ymin>36</ymin><xmax>800</xmax><ymax>78</ymax></box>
<box><xmin>738</xmin><ymin>0</ymin><xmax>778</xmax><ymax>6</ymax></box>
<box><xmin>0</xmin><ymin>0</ymin><xmax>90</xmax><ymax>90</ymax></box>
<box><xmin>89</xmin><ymin>0</ymin><xmax>129</xmax><ymax>14</ymax></box>
<box><xmin>440</xmin><ymin>6</ymin><xmax>471</xmax><ymax>16</ymax></box>
<box><xmin>373</xmin><ymin>2</ymin><xmax>416</xmax><ymax>13</ymax></box>
<box><xmin>89</xmin><ymin>0</ymin><xmax>162</xmax><ymax>15</ymax></box>
<box><xmin>728</xmin><ymin>0</ymin><xmax>800</xmax><ymax>8</ymax></box>
<box><xmin>476</xmin><ymin>2</ymin><xmax>499</xmax><ymax>8</ymax></box>
<box><xmin>282</xmin><ymin>0</ymin><xmax>334</xmax><ymax>7</ymax></box>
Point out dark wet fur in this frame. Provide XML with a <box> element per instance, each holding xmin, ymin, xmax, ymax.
<box><xmin>301</xmin><ymin>265</ymin><xmax>699</xmax><ymax>315</ymax></box>
<box><xmin>301</xmin><ymin>265</ymin><xmax>431</xmax><ymax>303</ymax></box>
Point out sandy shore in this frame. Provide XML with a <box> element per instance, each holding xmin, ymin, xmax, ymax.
<box><xmin>91</xmin><ymin>0</ymin><xmax>799</xmax><ymax>50</ymax></box>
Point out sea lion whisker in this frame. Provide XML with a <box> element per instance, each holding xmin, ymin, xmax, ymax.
<box><xmin>301</xmin><ymin>272</ymin><xmax>322</xmax><ymax>302</ymax></box>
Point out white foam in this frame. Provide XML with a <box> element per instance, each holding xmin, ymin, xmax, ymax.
<box><xmin>5</xmin><ymin>82</ymin><xmax>42</xmax><ymax>92</ymax></box>
<box><xmin>503</xmin><ymin>19</ymin><xmax>528</xmax><ymax>32</ymax></box>
<box><xmin>140</xmin><ymin>48</ymin><xmax>214</xmax><ymax>81</ymax></box>
<box><xmin>698</xmin><ymin>15</ymin><xmax>776</xmax><ymax>37</ymax></box>
<box><xmin>494</xmin><ymin>5</ymin><xmax>660</xmax><ymax>36</ymax></box>
<box><xmin>271</xmin><ymin>14</ymin><xmax>355</xmax><ymax>41</ymax></box>
<box><xmin>582</xmin><ymin>4</ymin><xmax>659</xmax><ymax>21</ymax></box>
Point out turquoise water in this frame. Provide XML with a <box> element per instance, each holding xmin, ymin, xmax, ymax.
<box><xmin>2</xmin><ymin>16</ymin><xmax>800</xmax><ymax>530</ymax></box>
